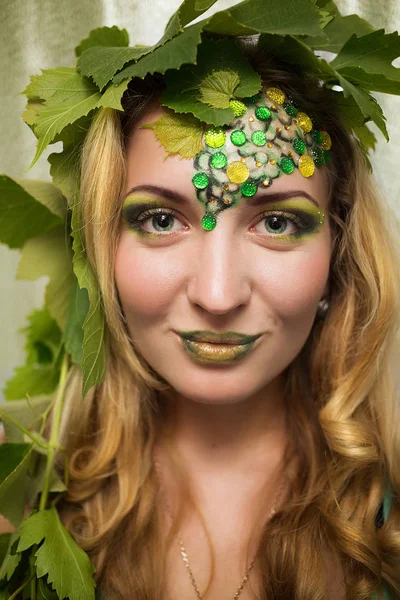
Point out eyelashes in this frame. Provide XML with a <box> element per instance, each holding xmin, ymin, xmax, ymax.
<box><xmin>121</xmin><ymin>203</ymin><xmax>321</xmax><ymax>241</ymax></box>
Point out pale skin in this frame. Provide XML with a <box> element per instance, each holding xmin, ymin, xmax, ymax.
<box><xmin>114</xmin><ymin>106</ymin><xmax>346</xmax><ymax>598</ymax></box>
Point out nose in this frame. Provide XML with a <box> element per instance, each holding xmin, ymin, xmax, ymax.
<box><xmin>186</xmin><ymin>221</ymin><xmax>251</xmax><ymax>315</ymax></box>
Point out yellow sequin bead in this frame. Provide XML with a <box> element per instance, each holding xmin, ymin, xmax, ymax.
<box><xmin>297</xmin><ymin>112</ymin><xmax>313</xmax><ymax>133</ymax></box>
<box><xmin>320</xmin><ymin>131</ymin><xmax>332</xmax><ymax>150</ymax></box>
<box><xmin>270</xmin><ymin>159</ymin><xmax>276</xmax><ymax>165</ymax></box>
<box><xmin>224</xmin><ymin>185</ymin><xmax>229</xmax><ymax>191</ymax></box>
<box><xmin>267</xmin><ymin>142</ymin><xmax>273</xmax><ymax>148</ymax></box>
<box><xmin>226</xmin><ymin>161</ymin><xmax>249</xmax><ymax>184</ymax></box>
<box><xmin>276</xmin><ymin>127</ymin><xmax>282</xmax><ymax>133</ymax></box>
<box><xmin>298</xmin><ymin>155</ymin><xmax>315</xmax><ymax>177</ymax></box>
<box><xmin>266</xmin><ymin>87</ymin><xmax>285</xmax><ymax>105</ymax></box>
<box><xmin>256</xmin><ymin>161</ymin><xmax>261</xmax><ymax>167</ymax></box>
<box><xmin>241</xmin><ymin>157</ymin><xmax>246</xmax><ymax>163</ymax></box>
<box><xmin>249</xmin><ymin>116</ymin><xmax>254</xmax><ymax>123</ymax></box>
<box><xmin>224</xmin><ymin>199</ymin><xmax>231</xmax><ymax>204</ymax></box>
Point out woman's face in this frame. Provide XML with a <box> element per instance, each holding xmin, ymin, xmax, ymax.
<box><xmin>115</xmin><ymin>105</ymin><xmax>332</xmax><ymax>405</ymax></box>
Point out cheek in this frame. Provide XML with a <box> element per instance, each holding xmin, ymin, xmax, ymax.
<box><xmin>115</xmin><ymin>232</ymin><xmax>182</xmax><ymax>316</ymax></box>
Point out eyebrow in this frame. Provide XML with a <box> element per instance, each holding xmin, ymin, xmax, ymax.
<box><xmin>123</xmin><ymin>184</ymin><xmax>320</xmax><ymax>208</ymax></box>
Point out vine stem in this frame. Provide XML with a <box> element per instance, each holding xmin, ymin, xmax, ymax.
<box><xmin>39</xmin><ymin>352</ymin><xmax>70</xmax><ymax>512</ymax></box>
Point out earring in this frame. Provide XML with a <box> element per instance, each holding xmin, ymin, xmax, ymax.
<box><xmin>317</xmin><ymin>298</ymin><xmax>330</xmax><ymax>319</ymax></box>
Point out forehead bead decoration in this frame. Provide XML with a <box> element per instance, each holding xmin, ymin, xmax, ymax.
<box><xmin>192</xmin><ymin>85</ymin><xmax>333</xmax><ymax>230</ymax></box>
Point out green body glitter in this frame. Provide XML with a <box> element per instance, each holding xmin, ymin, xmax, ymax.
<box><xmin>230</xmin><ymin>130</ymin><xmax>247</xmax><ymax>146</ymax></box>
<box><xmin>311</xmin><ymin>147</ymin><xmax>325</xmax><ymax>168</ymax></box>
<box><xmin>280</xmin><ymin>157</ymin><xmax>295</xmax><ymax>174</ymax></box>
<box><xmin>192</xmin><ymin>172</ymin><xmax>209</xmax><ymax>189</ymax></box>
<box><xmin>255</xmin><ymin>106</ymin><xmax>271</xmax><ymax>121</ymax></box>
<box><xmin>241</xmin><ymin>180</ymin><xmax>258</xmax><ymax>196</ymax></box>
<box><xmin>251</xmin><ymin>130</ymin><xmax>267</xmax><ymax>146</ymax></box>
<box><xmin>210</xmin><ymin>152</ymin><xmax>228</xmax><ymax>169</ymax></box>
<box><xmin>311</xmin><ymin>129</ymin><xmax>323</xmax><ymax>144</ymax></box>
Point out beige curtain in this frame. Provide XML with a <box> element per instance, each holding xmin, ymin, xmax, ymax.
<box><xmin>1</xmin><ymin>0</ymin><xmax>399</xmax><ymax>399</ymax></box>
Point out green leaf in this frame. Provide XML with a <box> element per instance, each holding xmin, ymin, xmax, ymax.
<box><xmin>15</xmin><ymin>179</ymin><xmax>67</xmax><ymax>220</ymax></box>
<box><xmin>75</xmin><ymin>25</ymin><xmax>130</xmax><ymax>58</ymax></box>
<box><xmin>16</xmin><ymin>226</ymin><xmax>74</xmax><ymax>330</ymax></box>
<box><xmin>97</xmin><ymin>78</ymin><xmax>130</xmax><ymax>111</ymax></box>
<box><xmin>21</xmin><ymin>68</ymin><xmax>99</xmax><ymax>105</ymax></box>
<box><xmin>0</xmin><ymin>445</ymin><xmax>31</xmax><ymax>484</ymax></box>
<box><xmin>17</xmin><ymin>507</ymin><xmax>96</xmax><ymax>600</ymax></box>
<box><xmin>228</xmin><ymin>0</ymin><xmax>323</xmax><ymax>36</ymax></box>
<box><xmin>62</xmin><ymin>276</ymin><xmax>89</xmax><ymax>366</ymax></box>
<box><xmin>0</xmin><ymin>533</ymin><xmax>11</xmax><ymax>566</ymax></box>
<box><xmin>337</xmin><ymin>73</ymin><xmax>388</xmax><ymax>140</ymax></box>
<box><xmin>338</xmin><ymin>66</ymin><xmax>400</xmax><ymax>95</ymax></box>
<box><xmin>195</xmin><ymin>0</ymin><xmax>215</xmax><ymax>10</ymax></box>
<box><xmin>27</xmin><ymin>92</ymin><xmax>101</xmax><ymax>171</ymax></box>
<box><xmin>199</xmin><ymin>70</ymin><xmax>240</xmax><ymax>109</ymax></box>
<box><xmin>203</xmin><ymin>10</ymin><xmax>257</xmax><ymax>36</ymax></box>
<box><xmin>21</xmin><ymin>308</ymin><xmax>61</xmax><ymax>366</ymax></box>
<box><xmin>303</xmin><ymin>13</ymin><xmax>374</xmax><ymax>53</ymax></box>
<box><xmin>161</xmin><ymin>38</ymin><xmax>261</xmax><ymax>125</ymax></box>
<box><xmin>0</xmin><ymin>175</ymin><xmax>63</xmax><ymax>249</ymax></box>
<box><xmin>71</xmin><ymin>203</ymin><xmax>105</xmax><ymax>398</ymax></box>
<box><xmin>3</xmin><ymin>365</ymin><xmax>59</xmax><ymax>401</ymax></box>
<box><xmin>22</xmin><ymin>99</ymin><xmax>45</xmax><ymax>128</ymax></box>
<box><xmin>331</xmin><ymin>29</ymin><xmax>400</xmax><ymax>81</ymax></box>
<box><xmin>0</xmin><ymin>445</ymin><xmax>34</xmax><ymax>527</ymax></box>
<box><xmin>77</xmin><ymin>46</ymin><xmax>148</xmax><ymax>90</ymax></box>
<box><xmin>141</xmin><ymin>110</ymin><xmax>204</xmax><ymax>158</ymax></box>
<box><xmin>354</xmin><ymin>124</ymin><xmax>377</xmax><ymax>152</ymax></box>
<box><xmin>37</xmin><ymin>577</ymin><xmax>59</xmax><ymax>600</ymax></box>
<box><xmin>113</xmin><ymin>21</ymin><xmax>204</xmax><ymax>85</ymax></box>
<box><xmin>0</xmin><ymin>533</ymin><xmax>22</xmax><ymax>581</ymax></box>
<box><xmin>0</xmin><ymin>396</ymin><xmax>52</xmax><ymax>443</ymax></box>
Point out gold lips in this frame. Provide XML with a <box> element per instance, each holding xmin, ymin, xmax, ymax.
<box><xmin>180</xmin><ymin>339</ymin><xmax>256</xmax><ymax>362</ymax></box>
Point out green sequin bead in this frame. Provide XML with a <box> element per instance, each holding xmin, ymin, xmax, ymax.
<box><xmin>241</xmin><ymin>180</ymin><xmax>258</xmax><ymax>197</ymax></box>
<box><xmin>280</xmin><ymin>157</ymin><xmax>295</xmax><ymax>174</ymax></box>
<box><xmin>311</xmin><ymin>129</ymin><xmax>323</xmax><ymax>144</ymax></box>
<box><xmin>210</xmin><ymin>152</ymin><xmax>228</xmax><ymax>169</ymax></box>
<box><xmin>192</xmin><ymin>172</ymin><xmax>209</xmax><ymax>190</ymax></box>
<box><xmin>283</xmin><ymin>102</ymin><xmax>297</xmax><ymax>117</ymax></box>
<box><xmin>324</xmin><ymin>150</ymin><xmax>331</xmax><ymax>164</ymax></box>
<box><xmin>205</xmin><ymin>126</ymin><xmax>226</xmax><ymax>148</ymax></box>
<box><xmin>292</xmin><ymin>137</ymin><xmax>306</xmax><ymax>155</ymax></box>
<box><xmin>255</xmin><ymin>106</ymin><xmax>271</xmax><ymax>121</ymax></box>
<box><xmin>230</xmin><ymin>130</ymin><xmax>247</xmax><ymax>146</ymax></box>
<box><xmin>229</xmin><ymin>100</ymin><xmax>247</xmax><ymax>118</ymax></box>
<box><xmin>311</xmin><ymin>147</ymin><xmax>325</xmax><ymax>168</ymax></box>
<box><xmin>202</xmin><ymin>214</ymin><xmax>217</xmax><ymax>231</ymax></box>
<box><xmin>251</xmin><ymin>130</ymin><xmax>267</xmax><ymax>146</ymax></box>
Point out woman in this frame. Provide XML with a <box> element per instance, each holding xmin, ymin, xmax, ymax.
<box><xmin>1</xmin><ymin>3</ymin><xmax>400</xmax><ymax>599</ymax></box>
<box><xmin>54</xmin><ymin>43</ymin><xmax>400</xmax><ymax>600</ymax></box>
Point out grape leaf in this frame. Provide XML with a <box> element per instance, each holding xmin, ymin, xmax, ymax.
<box><xmin>161</xmin><ymin>38</ymin><xmax>261</xmax><ymax>125</ymax></box>
<box><xmin>17</xmin><ymin>507</ymin><xmax>96</xmax><ymax>600</ymax></box>
<box><xmin>141</xmin><ymin>110</ymin><xmax>204</xmax><ymax>158</ymax></box>
<box><xmin>354</xmin><ymin>124</ymin><xmax>377</xmax><ymax>152</ymax></box>
<box><xmin>16</xmin><ymin>226</ymin><xmax>74</xmax><ymax>330</ymax></box>
<box><xmin>338</xmin><ymin>66</ymin><xmax>400</xmax><ymax>95</ymax></box>
<box><xmin>0</xmin><ymin>533</ymin><xmax>11</xmax><ymax>566</ymax></box>
<box><xmin>15</xmin><ymin>179</ymin><xmax>67</xmax><ymax>220</ymax></box>
<box><xmin>228</xmin><ymin>0</ymin><xmax>323</xmax><ymax>36</ymax></box>
<box><xmin>0</xmin><ymin>445</ymin><xmax>34</xmax><ymax>527</ymax></box>
<box><xmin>71</xmin><ymin>203</ymin><xmax>105</xmax><ymax>398</ymax></box>
<box><xmin>199</xmin><ymin>70</ymin><xmax>240</xmax><ymax>109</ymax></box>
<box><xmin>303</xmin><ymin>13</ymin><xmax>374</xmax><ymax>53</ymax></box>
<box><xmin>98</xmin><ymin>78</ymin><xmax>130</xmax><ymax>111</ymax></box>
<box><xmin>203</xmin><ymin>11</ymin><xmax>257</xmax><ymax>36</ymax></box>
<box><xmin>337</xmin><ymin>73</ymin><xmax>388</xmax><ymax>140</ymax></box>
<box><xmin>0</xmin><ymin>533</ymin><xmax>22</xmax><ymax>581</ymax></box>
<box><xmin>0</xmin><ymin>396</ymin><xmax>52</xmax><ymax>443</ymax></box>
<box><xmin>75</xmin><ymin>25</ymin><xmax>130</xmax><ymax>58</ymax></box>
<box><xmin>3</xmin><ymin>365</ymin><xmax>59</xmax><ymax>401</ymax></box>
<box><xmin>20</xmin><ymin>308</ymin><xmax>61</xmax><ymax>366</ymax></box>
<box><xmin>0</xmin><ymin>176</ymin><xmax>63</xmax><ymax>249</ymax></box>
<box><xmin>195</xmin><ymin>0</ymin><xmax>215</xmax><ymax>10</ymax></box>
<box><xmin>0</xmin><ymin>444</ymin><xmax>31</xmax><ymax>484</ymax></box>
<box><xmin>21</xmin><ymin>68</ymin><xmax>99</xmax><ymax>105</ymax></box>
<box><xmin>331</xmin><ymin>29</ymin><xmax>400</xmax><ymax>79</ymax></box>
<box><xmin>62</xmin><ymin>276</ymin><xmax>89</xmax><ymax>366</ymax></box>
<box><xmin>77</xmin><ymin>46</ymin><xmax>148</xmax><ymax>91</ymax></box>
<box><xmin>113</xmin><ymin>21</ymin><xmax>204</xmax><ymax>85</ymax></box>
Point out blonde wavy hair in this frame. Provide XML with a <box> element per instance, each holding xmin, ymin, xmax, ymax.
<box><xmin>55</xmin><ymin>41</ymin><xmax>400</xmax><ymax>600</ymax></box>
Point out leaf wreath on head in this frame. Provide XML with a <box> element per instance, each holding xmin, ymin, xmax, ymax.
<box><xmin>1</xmin><ymin>1</ymin><xmax>400</xmax><ymax>598</ymax></box>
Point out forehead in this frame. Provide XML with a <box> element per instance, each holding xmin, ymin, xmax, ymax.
<box><xmin>124</xmin><ymin>105</ymin><xmax>330</xmax><ymax>210</ymax></box>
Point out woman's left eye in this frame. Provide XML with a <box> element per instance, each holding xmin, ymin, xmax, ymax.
<box><xmin>124</xmin><ymin>206</ymin><xmax>314</xmax><ymax>239</ymax></box>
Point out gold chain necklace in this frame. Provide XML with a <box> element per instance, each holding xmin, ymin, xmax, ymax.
<box><xmin>153</xmin><ymin>450</ymin><xmax>287</xmax><ymax>600</ymax></box>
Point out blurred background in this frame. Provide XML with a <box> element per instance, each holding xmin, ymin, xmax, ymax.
<box><xmin>1</xmin><ymin>0</ymin><xmax>400</xmax><ymax>400</ymax></box>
